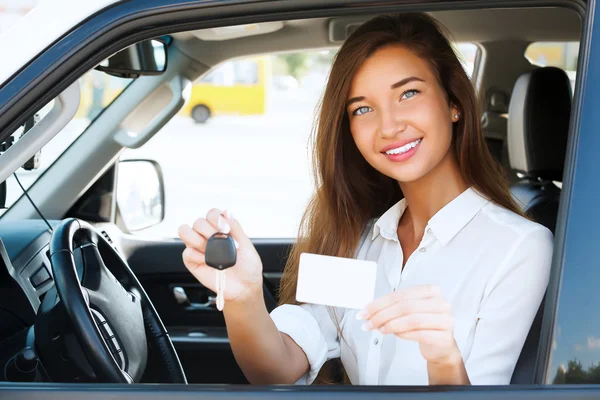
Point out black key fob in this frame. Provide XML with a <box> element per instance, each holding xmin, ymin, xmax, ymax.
<box><xmin>205</xmin><ymin>233</ymin><xmax>237</xmax><ymax>270</ymax></box>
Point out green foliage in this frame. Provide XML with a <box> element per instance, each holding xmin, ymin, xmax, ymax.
<box><xmin>274</xmin><ymin>50</ymin><xmax>336</xmax><ymax>80</ymax></box>
<box><xmin>279</xmin><ymin>53</ymin><xmax>309</xmax><ymax>79</ymax></box>
<box><xmin>552</xmin><ymin>359</ymin><xmax>600</xmax><ymax>384</ymax></box>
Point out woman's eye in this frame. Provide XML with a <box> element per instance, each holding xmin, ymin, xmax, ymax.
<box><xmin>352</xmin><ymin>106</ymin><xmax>372</xmax><ymax>116</ymax></box>
<box><xmin>401</xmin><ymin>89</ymin><xmax>420</xmax><ymax>100</ymax></box>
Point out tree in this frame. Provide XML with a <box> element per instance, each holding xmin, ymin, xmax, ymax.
<box><xmin>551</xmin><ymin>359</ymin><xmax>600</xmax><ymax>384</ymax></box>
<box><xmin>279</xmin><ymin>53</ymin><xmax>309</xmax><ymax>79</ymax></box>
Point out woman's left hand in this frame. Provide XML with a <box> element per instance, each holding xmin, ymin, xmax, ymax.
<box><xmin>359</xmin><ymin>284</ymin><xmax>462</xmax><ymax>366</ymax></box>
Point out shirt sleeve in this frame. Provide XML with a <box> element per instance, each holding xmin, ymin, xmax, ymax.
<box><xmin>270</xmin><ymin>303</ymin><xmax>341</xmax><ymax>384</ymax></box>
<box><xmin>464</xmin><ymin>226</ymin><xmax>554</xmax><ymax>384</ymax></box>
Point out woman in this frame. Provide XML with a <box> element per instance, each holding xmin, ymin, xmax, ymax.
<box><xmin>177</xmin><ymin>13</ymin><xmax>553</xmax><ymax>385</ymax></box>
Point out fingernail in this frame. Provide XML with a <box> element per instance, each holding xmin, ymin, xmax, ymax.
<box><xmin>234</xmin><ymin>238</ymin><xmax>240</xmax><ymax>249</ymax></box>
<box><xmin>218</xmin><ymin>215</ymin><xmax>231</xmax><ymax>234</ymax></box>
<box><xmin>225</xmin><ymin>209</ymin><xmax>234</xmax><ymax>220</ymax></box>
<box><xmin>379</xmin><ymin>326</ymin><xmax>387</xmax><ymax>334</ymax></box>
<box><xmin>356</xmin><ymin>311</ymin><xmax>368</xmax><ymax>320</ymax></box>
<box><xmin>361</xmin><ymin>322</ymin><xmax>372</xmax><ymax>331</ymax></box>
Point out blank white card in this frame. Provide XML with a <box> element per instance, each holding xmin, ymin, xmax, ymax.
<box><xmin>296</xmin><ymin>253</ymin><xmax>377</xmax><ymax>310</ymax></box>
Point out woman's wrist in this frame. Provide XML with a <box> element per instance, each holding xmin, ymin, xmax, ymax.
<box><xmin>427</xmin><ymin>346</ymin><xmax>470</xmax><ymax>385</ymax></box>
<box><xmin>224</xmin><ymin>284</ymin><xmax>266</xmax><ymax>316</ymax></box>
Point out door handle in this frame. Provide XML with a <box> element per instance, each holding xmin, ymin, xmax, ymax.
<box><xmin>173</xmin><ymin>286</ymin><xmax>216</xmax><ymax>310</ymax></box>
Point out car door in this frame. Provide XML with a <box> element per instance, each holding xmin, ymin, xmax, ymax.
<box><xmin>102</xmin><ymin>44</ymin><xmax>324</xmax><ymax>382</ymax></box>
<box><xmin>1</xmin><ymin>0</ymin><xmax>600</xmax><ymax>398</ymax></box>
<box><xmin>117</xmin><ymin>228</ymin><xmax>291</xmax><ymax>384</ymax></box>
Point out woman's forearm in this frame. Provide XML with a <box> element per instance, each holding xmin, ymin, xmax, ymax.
<box><xmin>427</xmin><ymin>356</ymin><xmax>471</xmax><ymax>385</ymax></box>
<box><xmin>223</xmin><ymin>290</ymin><xmax>309</xmax><ymax>384</ymax></box>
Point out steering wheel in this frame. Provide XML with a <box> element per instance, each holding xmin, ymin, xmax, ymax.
<box><xmin>37</xmin><ymin>218</ymin><xmax>187</xmax><ymax>383</ymax></box>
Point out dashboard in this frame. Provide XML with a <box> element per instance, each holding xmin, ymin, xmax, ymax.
<box><xmin>0</xmin><ymin>220</ymin><xmax>59</xmax><ymax>315</ymax></box>
<box><xmin>0</xmin><ymin>220</ymin><xmax>63</xmax><ymax>381</ymax></box>
<box><xmin>0</xmin><ymin>219</ymin><xmax>134</xmax><ymax>383</ymax></box>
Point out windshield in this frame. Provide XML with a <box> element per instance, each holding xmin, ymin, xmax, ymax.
<box><xmin>0</xmin><ymin>69</ymin><xmax>133</xmax><ymax>215</ymax></box>
<box><xmin>0</xmin><ymin>0</ymin><xmax>132</xmax><ymax>215</ymax></box>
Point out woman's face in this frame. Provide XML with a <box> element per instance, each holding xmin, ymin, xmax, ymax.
<box><xmin>347</xmin><ymin>44</ymin><xmax>459</xmax><ymax>183</ymax></box>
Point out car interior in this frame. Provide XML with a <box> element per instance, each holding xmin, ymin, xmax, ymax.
<box><xmin>0</xmin><ymin>4</ymin><xmax>582</xmax><ymax>385</ymax></box>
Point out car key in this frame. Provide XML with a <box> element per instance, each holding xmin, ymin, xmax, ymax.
<box><xmin>205</xmin><ymin>232</ymin><xmax>237</xmax><ymax>311</ymax></box>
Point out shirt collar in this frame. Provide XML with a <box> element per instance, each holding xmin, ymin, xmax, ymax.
<box><xmin>372</xmin><ymin>199</ymin><xmax>407</xmax><ymax>242</ymax></box>
<box><xmin>372</xmin><ymin>187</ymin><xmax>490</xmax><ymax>246</ymax></box>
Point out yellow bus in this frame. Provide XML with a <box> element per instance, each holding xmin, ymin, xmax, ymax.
<box><xmin>180</xmin><ymin>56</ymin><xmax>271</xmax><ymax>123</ymax></box>
<box><xmin>76</xmin><ymin>56</ymin><xmax>270</xmax><ymax>123</ymax></box>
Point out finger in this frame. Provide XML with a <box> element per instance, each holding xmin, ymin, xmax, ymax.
<box><xmin>182</xmin><ymin>246</ymin><xmax>206</xmax><ymax>270</ymax></box>
<box><xmin>394</xmin><ymin>329</ymin><xmax>450</xmax><ymax>346</ymax></box>
<box><xmin>192</xmin><ymin>217</ymin><xmax>218</xmax><ymax>243</ymax></box>
<box><xmin>366</xmin><ymin>299</ymin><xmax>452</xmax><ymax>330</ymax></box>
<box><xmin>187</xmin><ymin>263</ymin><xmax>218</xmax><ymax>292</ymax></box>
<box><xmin>204</xmin><ymin>208</ymin><xmax>242</xmax><ymax>249</ymax></box>
<box><xmin>220</xmin><ymin>209</ymin><xmax>251</xmax><ymax>247</ymax></box>
<box><xmin>206</xmin><ymin>208</ymin><xmax>229</xmax><ymax>233</ymax></box>
<box><xmin>378</xmin><ymin>313</ymin><xmax>453</xmax><ymax>335</ymax></box>
<box><xmin>207</xmin><ymin>208</ymin><xmax>252</xmax><ymax>248</ymax></box>
<box><xmin>178</xmin><ymin>224</ymin><xmax>208</xmax><ymax>252</ymax></box>
<box><xmin>364</xmin><ymin>285</ymin><xmax>442</xmax><ymax>317</ymax></box>
<box><xmin>181</xmin><ymin>247</ymin><xmax>217</xmax><ymax>291</ymax></box>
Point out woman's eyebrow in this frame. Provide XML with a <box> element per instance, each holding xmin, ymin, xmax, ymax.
<box><xmin>346</xmin><ymin>96</ymin><xmax>365</xmax><ymax>108</ymax></box>
<box><xmin>346</xmin><ymin>76</ymin><xmax>426</xmax><ymax>108</ymax></box>
<box><xmin>391</xmin><ymin>76</ymin><xmax>425</xmax><ymax>89</ymax></box>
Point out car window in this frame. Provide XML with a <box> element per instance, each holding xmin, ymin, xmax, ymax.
<box><xmin>200</xmin><ymin>60</ymin><xmax>260</xmax><ymax>85</ymax></box>
<box><xmin>120</xmin><ymin>44</ymin><xmax>479</xmax><ymax>239</ymax></box>
<box><xmin>0</xmin><ymin>70</ymin><xmax>133</xmax><ymax>215</ymax></box>
<box><xmin>525</xmin><ymin>41</ymin><xmax>579</xmax><ymax>91</ymax></box>
<box><xmin>455</xmin><ymin>42</ymin><xmax>479</xmax><ymax>78</ymax></box>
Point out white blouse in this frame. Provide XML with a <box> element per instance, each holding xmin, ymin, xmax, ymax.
<box><xmin>270</xmin><ymin>188</ymin><xmax>554</xmax><ymax>385</ymax></box>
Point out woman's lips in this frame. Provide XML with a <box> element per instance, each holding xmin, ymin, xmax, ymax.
<box><xmin>382</xmin><ymin>139</ymin><xmax>422</xmax><ymax>162</ymax></box>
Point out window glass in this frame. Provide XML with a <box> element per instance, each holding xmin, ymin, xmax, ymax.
<box><xmin>455</xmin><ymin>42</ymin><xmax>479</xmax><ymax>78</ymax></box>
<box><xmin>200</xmin><ymin>60</ymin><xmax>259</xmax><ymax>86</ymax></box>
<box><xmin>121</xmin><ymin>44</ymin><xmax>480</xmax><ymax>238</ymax></box>
<box><xmin>525</xmin><ymin>41</ymin><xmax>579</xmax><ymax>90</ymax></box>
<box><xmin>0</xmin><ymin>70</ymin><xmax>132</xmax><ymax>214</ymax></box>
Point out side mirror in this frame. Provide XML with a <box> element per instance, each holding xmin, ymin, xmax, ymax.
<box><xmin>95</xmin><ymin>38</ymin><xmax>168</xmax><ymax>79</ymax></box>
<box><xmin>116</xmin><ymin>159</ymin><xmax>165</xmax><ymax>231</ymax></box>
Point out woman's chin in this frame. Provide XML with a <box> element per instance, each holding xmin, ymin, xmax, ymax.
<box><xmin>384</xmin><ymin>164</ymin><xmax>429</xmax><ymax>184</ymax></box>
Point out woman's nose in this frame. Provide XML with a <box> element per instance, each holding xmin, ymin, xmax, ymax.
<box><xmin>379</xmin><ymin>109</ymin><xmax>407</xmax><ymax>139</ymax></box>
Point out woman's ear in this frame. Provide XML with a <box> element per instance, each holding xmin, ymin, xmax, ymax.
<box><xmin>451</xmin><ymin>105</ymin><xmax>460</xmax><ymax>122</ymax></box>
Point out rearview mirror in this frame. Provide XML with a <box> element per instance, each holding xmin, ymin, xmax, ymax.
<box><xmin>95</xmin><ymin>38</ymin><xmax>168</xmax><ymax>79</ymax></box>
<box><xmin>116</xmin><ymin>159</ymin><xmax>165</xmax><ymax>231</ymax></box>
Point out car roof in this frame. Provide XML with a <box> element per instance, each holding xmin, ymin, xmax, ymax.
<box><xmin>172</xmin><ymin>7</ymin><xmax>581</xmax><ymax>78</ymax></box>
<box><xmin>0</xmin><ymin>1</ymin><xmax>582</xmax><ymax>109</ymax></box>
<box><xmin>0</xmin><ymin>0</ymin><xmax>121</xmax><ymax>86</ymax></box>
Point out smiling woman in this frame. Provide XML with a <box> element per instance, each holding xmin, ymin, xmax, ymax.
<box><xmin>0</xmin><ymin>0</ymin><xmax>593</xmax><ymax>393</ymax></box>
<box><xmin>177</xmin><ymin>12</ymin><xmax>553</xmax><ymax>386</ymax></box>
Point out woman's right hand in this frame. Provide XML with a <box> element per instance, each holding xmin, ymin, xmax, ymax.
<box><xmin>177</xmin><ymin>209</ymin><xmax>264</xmax><ymax>304</ymax></box>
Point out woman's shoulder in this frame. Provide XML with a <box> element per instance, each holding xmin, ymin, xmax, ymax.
<box><xmin>479</xmin><ymin>201</ymin><xmax>554</xmax><ymax>249</ymax></box>
<box><xmin>479</xmin><ymin>203</ymin><xmax>554</xmax><ymax>294</ymax></box>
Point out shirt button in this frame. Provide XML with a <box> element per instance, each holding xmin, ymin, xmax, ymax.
<box><xmin>419</xmin><ymin>247</ymin><xmax>426</xmax><ymax>253</ymax></box>
<box><xmin>427</xmin><ymin>228</ymin><xmax>432</xmax><ymax>234</ymax></box>
<box><xmin>374</xmin><ymin>339</ymin><xmax>379</xmax><ymax>345</ymax></box>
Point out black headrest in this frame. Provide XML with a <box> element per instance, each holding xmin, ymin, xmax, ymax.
<box><xmin>507</xmin><ymin>67</ymin><xmax>572</xmax><ymax>182</ymax></box>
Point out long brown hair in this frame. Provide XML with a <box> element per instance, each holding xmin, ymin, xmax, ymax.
<box><xmin>278</xmin><ymin>12</ymin><xmax>526</xmax><ymax>382</ymax></box>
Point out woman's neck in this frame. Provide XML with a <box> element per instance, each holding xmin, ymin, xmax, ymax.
<box><xmin>398</xmin><ymin>150</ymin><xmax>468</xmax><ymax>237</ymax></box>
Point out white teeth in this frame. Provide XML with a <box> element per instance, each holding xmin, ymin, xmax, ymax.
<box><xmin>385</xmin><ymin>139</ymin><xmax>421</xmax><ymax>155</ymax></box>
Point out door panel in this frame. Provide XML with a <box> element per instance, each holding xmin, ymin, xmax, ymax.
<box><xmin>3</xmin><ymin>385</ymin><xmax>600</xmax><ymax>399</ymax></box>
<box><xmin>119</xmin><ymin>234</ymin><xmax>292</xmax><ymax>384</ymax></box>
